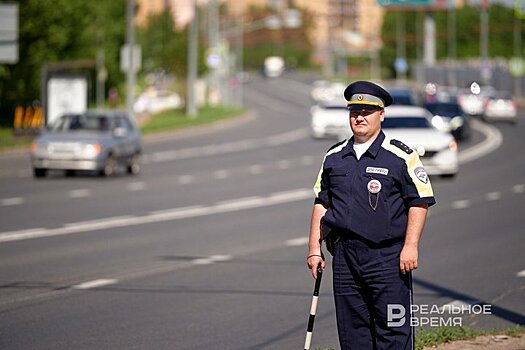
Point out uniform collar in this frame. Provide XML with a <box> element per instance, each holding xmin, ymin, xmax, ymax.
<box><xmin>344</xmin><ymin>131</ymin><xmax>385</xmax><ymax>159</ymax></box>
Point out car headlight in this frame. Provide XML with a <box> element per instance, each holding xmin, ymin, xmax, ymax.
<box><xmin>450</xmin><ymin>116</ymin><xmax>464</xmax><ymax>129</ymax></box>
<box><xmin>82</xmin><ymin>143</ymin><xmax>102</xmax><ymax>158</ymax></box>
<box><xmin>431</xmin><ymin>115</ymin><xmax>448</xmax><ymax>131</ymax></box>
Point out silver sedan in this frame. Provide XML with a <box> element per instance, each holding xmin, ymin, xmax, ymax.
<box><xmin>30</xmin><ymin>110</ymin><xmax>142</xmax><ymax>178</ymax></box>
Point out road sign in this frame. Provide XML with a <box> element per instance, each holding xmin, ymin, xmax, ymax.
<box><xmin>120</xmin><ymin>44</ymin><xmax>141</xmax><ymax>73</ymax></box>
<box><xmin>0</xmin><ymin>4</ymin><xmax>18</xmax><ymax>63</ymax></box>
<box><xmin>377</xmin><ymin>0</ymin><xmax>432</xmax><ymax>6</ymax></box>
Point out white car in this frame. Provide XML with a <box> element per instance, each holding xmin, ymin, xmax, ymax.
<box><xmin>382</xmin><ymin>105</ymin><xmax>458</xmax><ymax>177</ymax></box>
<box><xmin>483</xmin><ymin>91</ymin><xmax>518</xmax><ymax>123</ymax></box>
<box><xmin>310</xmin><ymin>96</ymin><xmax>350</xmax><ymax>139</ymax></box>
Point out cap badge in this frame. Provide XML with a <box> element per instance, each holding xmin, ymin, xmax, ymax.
<box><xmin>357</xmin><ymin>94</ymin><xmax>364</xmax><ymax>101</ymax></box>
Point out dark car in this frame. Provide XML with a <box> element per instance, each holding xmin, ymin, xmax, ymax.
<box><xmin>30</xmin><ymin>110</ymin><xmax>142</xmax><ymax>177</ymax></box>
<box><xmin>387</xmin><ymin>87</ymin><xmax>422</xmax><ymax>106</ymax></box>
<box><xmin>424</xmin><ymin>101</ymin><xmax>470</xmax><ymax>141</ymax></box>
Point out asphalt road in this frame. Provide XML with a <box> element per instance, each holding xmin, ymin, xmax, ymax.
<box><xmin>0</xmin><ymin>75</ymin><xmax>523</xmax><ymax>350</ymax></box>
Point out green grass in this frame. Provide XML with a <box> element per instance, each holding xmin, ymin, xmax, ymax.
<box><xmin>0</xmin><ymin>105</ymin><xmax>245</xmax><ymax>151</ymax></box>
<box><xmin>313</xmin><ymin>326</ymin><xmax>525</xmax><ymax>350</ymax></box>
<box><xmin>0</xmin><ymin>128</ymin><xmax>34</xmax><ymax>150</ymax></box>
<box><xmin>140</xmin><ymin>105</ymin><xmax>245</xmax><ymax>135</ymax></box>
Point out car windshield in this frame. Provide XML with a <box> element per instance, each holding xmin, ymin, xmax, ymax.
<box><xmin>49</xmin><ymin>115</ymin><xmax>111</xmax><ymax>132</ymax></box>
<box><xmin>425</xmin><ymin>103</ymin><xmax>462</xmax><ymax>116</ymax></box>
<box><xmin>383</xmin><ymin>117</ymin><xmax>431</xmax><ymax>129</ymax></box>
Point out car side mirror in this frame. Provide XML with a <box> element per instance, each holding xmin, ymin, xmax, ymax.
<box><xmin>113</xmin><ymin>127</ymin><xmax>128</xmax><ymax>138</ymax></box>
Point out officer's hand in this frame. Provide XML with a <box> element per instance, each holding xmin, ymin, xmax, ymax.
<box><xmin>400</xmin><ymin>244</ymin><xmax>418</xmax><ymax>274</ymax></box>
<box><xmin>307</xmin><ymin>255</ymin><xmax>325</xmax><ymax>279</ymax></box>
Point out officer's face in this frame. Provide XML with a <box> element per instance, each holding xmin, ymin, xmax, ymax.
<box><xmin>349</xmin><ymin>107</ymin><xmax>385</xmax><ymax>141</ymax></box>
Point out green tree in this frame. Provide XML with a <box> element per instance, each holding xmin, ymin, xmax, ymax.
<box><xmin>380</xmin><ymin>3</ymin><xmax>521</xmax><ymax>78</ymax></box>
<box><xmin>0</xmin><ymin>0</ymin><xmax>126</xmax><ymax>126</ymax></box>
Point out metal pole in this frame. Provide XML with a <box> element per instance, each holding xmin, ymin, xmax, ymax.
<box><xmin>480</xmin><ymin>0</ymin><xmax>489</xmax><ymax>85</ymax></box>
<box><xmin>514</xmin><ymin>16</ymin><xmax>522</xmax><ymax>98</ymax></box>
<box><xmin>186</xmin><ymin>0</ymin><xmax>198</xmax><ymax>118</ymax></box>
<box><xmin>304</xmin><ymin>266</ymin><xmax>323</xmax><ymax>350</ymax></box>
<box><xmin>126</xmin><ymin>0</ymin><xmax>136</xmax><ymax>119</ymax></box>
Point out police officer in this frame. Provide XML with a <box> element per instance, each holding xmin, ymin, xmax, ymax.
<box><xmin>307</xmin><ymin>81</ymin><xmax>436</xmax><ymax>350</ymax></box>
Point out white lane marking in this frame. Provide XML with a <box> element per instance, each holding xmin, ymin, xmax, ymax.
<box><xmin>213</xmin><ymin>169</ymin><xmax>230</xmax><ymax>179</ymax></box>
<box><xmin>277</xmin><ymin>160</ymin><xmax>290</xmax><ymax>169</ymax></box>
<box><xmin>69</xmin><ymin>189</ymin><xmax>91</xmax><ymax>198</ymax></box>
<box><xmin>127</xmin><ymin>182</ymin><xmax>147</xmax><ymax>191</ymax></box>
<box><xmin>485</xmin><ymin>192</ymin><xmax>501</xmax><ymax>201</ymax></box>
<box><xmin>517</xmin><ymin>270</ymin><xmax>525</xmax><ymax>277</ymax></box>
<box><xmin>451</xmin><ymin>200</ymin><xmax>470</xmax><ymax>209</ymax></box>
<box><xmin>0</xmin><ymin>188</ymin><xmax>313</xmax><ymax>244</ymax></box>
<box><xmin>177</xmin><ymin>175</ymin><xmax>195</xmax><ymax>185</ymax></box>
<box><xmin>142</xmin><ymin>128</ymin><xmax>309</xmax><ymax>164</ymax></box>
<box><xmin>192</xmin><ymin>254</ymin><xmax>232</xmax><ymax>265</ymax></box>
<box><xmin>459</xmin><ymin>119</ymin><xmax>502</xmax><ymax>164</ymax></box>
<box><xmin>249</xmin><ymin>164</ymin><xmax>263</xmax><ymax>174</ymax></box>
<box><xmin>72</xmin><ymin>279</ymin><xmax>117</xmax><ymax>290</ymax></box>
<box><xmin>512</xmin><ymin>184</ymin><xmax>525</xmax><ymax>194</ymax></box>
<box><xmin>1</xmin><ymin>197</ymin><xmax>24</xmax><ymax>206</ymax></box>
<box><xmin>285</xmin><ymin>237</ymin><xmax>309</xmax><ymax>246</ymax></box>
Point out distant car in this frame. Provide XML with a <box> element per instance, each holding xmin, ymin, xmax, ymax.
<box><xmin>382</xmin><ymin>105</ymin><xmax>458</xmax><ymax>177</ymax></box>
<box><xmin>263</xmin><ymin>56</ymin><xmax>285</xmax><ymax>78</ymax></box>
<box><xmin>483</xmin><ymin>91</ymin><xmax>518</xmax><ymax>123</ymax></box>
<box><xmin>134</xmin><ymin>88</ymin><xmax>181</xmax><ymax>114</ymax></box>
<box><xmin>387</xmin><ymin>87</ymin><xmax>421</xmax><ymax>106</ymax></box>
<box><xmin>310</xmin><ymin>96</ymin><xmax>349</xmax><ymax>139</ymax></box>
<box><xmin>457</xmin><ymin>88</ymin><xmax>484</xmax><ymax>117</ymax></box>
<box><xmin>30</xmin><ymin>110</ymin><xmax>142</xmax><ymax>178</ymax></box>
<box><xmin>424</xmin><ymin>101</ymin><xmax>470</xmax><ymax>141</ymax></box>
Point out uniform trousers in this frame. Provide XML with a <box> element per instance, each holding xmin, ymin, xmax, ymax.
<box><xmin>332</xmin><ymin>236</ymin><xmax>413</xmax><ymax>350</ymax></box>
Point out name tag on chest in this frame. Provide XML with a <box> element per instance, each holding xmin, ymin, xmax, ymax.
<box><xmin>366</xmin><ymin>167</ymin><xmax>389</xmax><ymax>175</ymax></box>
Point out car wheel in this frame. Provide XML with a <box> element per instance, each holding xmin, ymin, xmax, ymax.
<box><xmin>33</xmin><ymin>168</ymin><xmax>47</xmax><ymax>178</ymax></box>
<box><xmin>127</xmin><ymin>153</ymin><xmax>141</xmax><ymax>175</ymax></box>
<box><xmin>99</xmin><ymin>155</ymin><xmax>116</xmax><ymax>177</ymax></box>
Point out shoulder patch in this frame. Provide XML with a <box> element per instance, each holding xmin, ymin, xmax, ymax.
<box><xmin>390</xmin><ymin>139</ymin><xmax>413</xmax><ymax>154</ymax></box>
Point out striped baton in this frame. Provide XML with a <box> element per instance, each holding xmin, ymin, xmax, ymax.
<box><xmin>304</xmin><ymin>266</ymin><xmax>323</xmax><ymax>350</ymax></box>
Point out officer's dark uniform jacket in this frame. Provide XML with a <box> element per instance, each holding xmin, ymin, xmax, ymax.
<box><xmin>314</xmin><ymin>131</ymin><xmax>436</xmax><ymax>244</ymax></box>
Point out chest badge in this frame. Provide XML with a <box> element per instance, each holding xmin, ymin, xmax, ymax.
<box><xmin>367</xmin><ymin>179</ymin><xmax>382</xmax><ymax>194</ymax></box>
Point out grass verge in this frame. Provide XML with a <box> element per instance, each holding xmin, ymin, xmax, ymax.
<box><xmin>415</xmin><ymin>325</ymin><xmax>525</xmax><ymax>349</ymax></box>
<box><xmin>0</xmin><ymin>105</ymin><xmax>245</xmax><ymax>151</ymax></box>
<box><xmin>312</xmin><ymin>326</ymin><xmax>524</xmax><ymax>350</ymax></box>
<box><xmin>140</xmin><ymin>105</ymin><xmax>245</xmax><ymax>135</ymax></box>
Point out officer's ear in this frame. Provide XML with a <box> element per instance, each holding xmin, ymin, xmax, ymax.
<box><xmin>379</xmin><ymin>108</ymin><xmax>385</xmax><ymax>122</ymax></box>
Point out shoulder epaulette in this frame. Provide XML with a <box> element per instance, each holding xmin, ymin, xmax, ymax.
<box><xmin>327</xmin><ymin>139</ymin><xmax>347</xmax><ymax>152</ymax></box>
<box><xmin>390</xmin><ymin>139</ymin><xmax>413</xmax><ymax>154</ymax></box>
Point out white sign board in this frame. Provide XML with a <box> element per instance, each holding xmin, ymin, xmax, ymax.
<box><xmin>0</xmin><ymin>4</ymin><xmax>19</xmax><ymax>63</ymax></box>
<box><xmin>47</xmin><ymin>77</ymin><xmax>88</xmax><ymax>125</ymax></box>
<box><xmin>120</xmin><ymin>44</ymin><xmax>141</xmax><ymax>73</ymax></box>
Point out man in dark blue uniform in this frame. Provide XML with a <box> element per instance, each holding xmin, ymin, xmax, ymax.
<box><xmin>307</xmin><ymin>81</ymin><xmax>436</xmax><ymax>350</ymax></box>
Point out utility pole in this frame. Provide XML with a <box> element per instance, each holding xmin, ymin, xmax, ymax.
<box><xmin>126</xmin><ymin>0</ymin><xmax>136</xmax><ymax>119</ymax></box>
<box><xmin>480</xmin><ymin>0</ymin><xmax>490</xmax><ymax>85</ymax></box>
<box><xmin>186</xmin><ymin>0</ymin><xmax>198</xmax><ymax>118</ymax></box>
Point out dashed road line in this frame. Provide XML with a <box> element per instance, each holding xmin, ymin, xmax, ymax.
<box><xmin>512</xmin><ymin>184</ymin><xmax>525</xmax><ymax>194</ymax></box>
<box><xmin>71</xmin><ymin>279</ymin><xmax>117</xmax><ymax>290</ymax></box>
<box><xmin>485</xmin><ymin>192</ymin><xmax>501</xmax><ymax>201</ymax></box>
<box><xmin>191</xmin><ymin>255</ymin><xmax>233</xmax><ymax>265</ymax></box>
<box><xmin>285</xmin><ymin>237</ymin><xmax>309</xmax><ymax>246</ymax></box>
<box><xmin>213</xmin><ymin>170</ymin><xmax>230</xmax><ymax>179</ymax></box>
<box><xmin>69</xmin><ymin>189</ymin><xmax>91</xmax><ymax>198</ymax></box>
<box><xmin>1</xmin><ymin>197</ymin><xmax>24</xmax><ymax>206</ymax></box>
<box><xmin>277</xmin><ymin>160</ymin><xmax>291</xmax><ymax>169</ymax></box>
<box><xmin>517</xmin><ymin>269</ymin><xmax>525</xmax><ymax>278</ymax></box>
<box><xmin>451</xmin><ymin>200</ymin><xmax>471</xmax><ymax>210</ymax></box>
<box><xmin>127</xmin><ymin>182</ymin><xmax>147</xmax><ymax>191</ymax></box>
<box><xmin>177</xmin><ymin>175</ymin><xmax>195</xmax><ymax>185</ymax></box>
<box><xmin>249</xmin><ymin>164</ymin><xmax>263</xmax><ymax>174</ymax></box>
